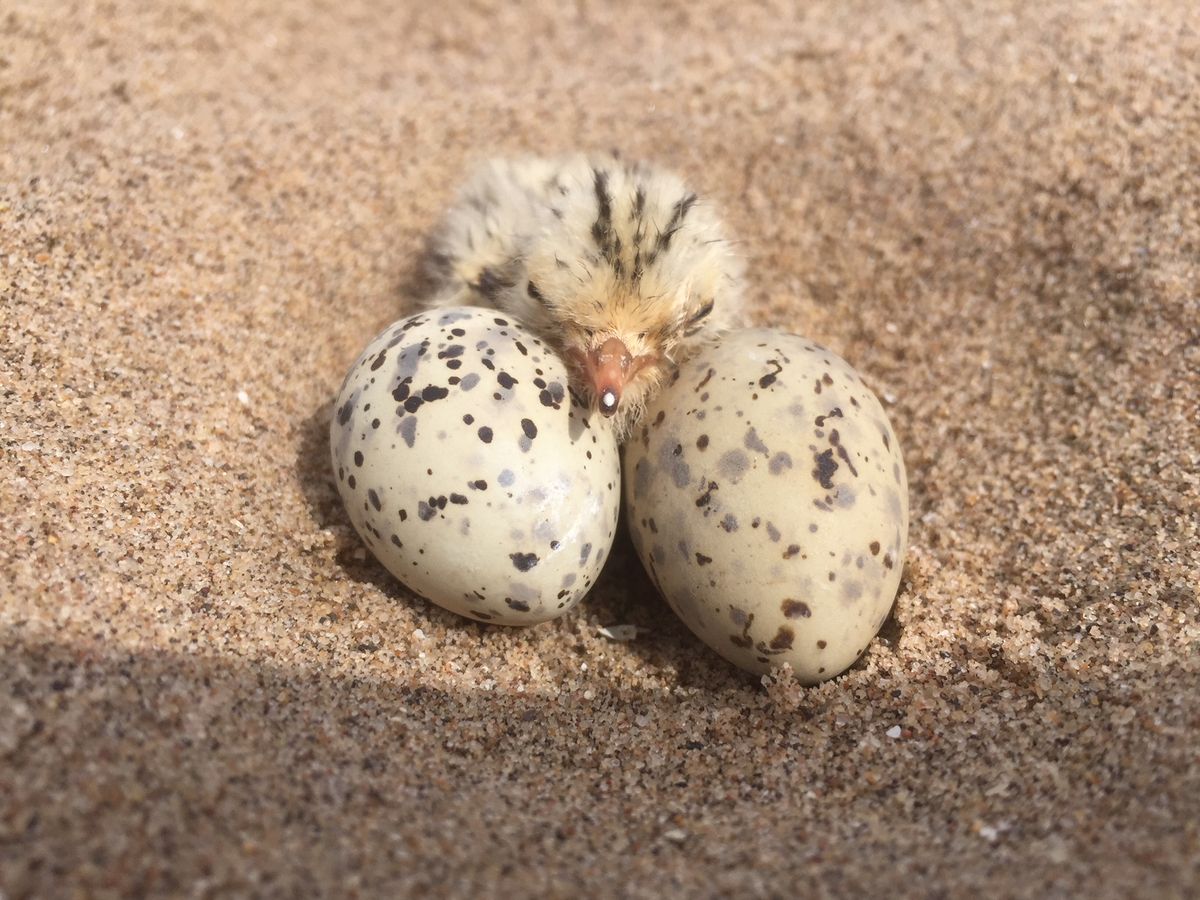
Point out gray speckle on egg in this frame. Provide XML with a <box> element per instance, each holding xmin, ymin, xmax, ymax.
<box><xmin>624</xmin><ymin>329</ymin><xmax>909</xmax><ymax>683</ymax></box>
<box><xmin>330</xmin><ymin>306</ymin><xmax>621</xmax><ymax>625</ymax></box>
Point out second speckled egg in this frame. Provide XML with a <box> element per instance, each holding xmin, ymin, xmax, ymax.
<box><xmin>624</xmin><ymin>329</ymin><xmax>909</xmax><ymax>682</ymax></box>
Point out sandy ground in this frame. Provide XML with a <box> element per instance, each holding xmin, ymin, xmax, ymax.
<box><xmin>2</xmin><ymin>0</ymin><xmax>1199</xmax><ymax>896</ymax></box>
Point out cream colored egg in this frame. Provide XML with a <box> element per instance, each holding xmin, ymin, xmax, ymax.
<box><xmin>330</xmin><ymin>307</ymin><xmax>621</xmax><ymax>625</ymax></box>
<box><xmin>624</xmin><ymin>329</ymin><xmax>908</xmax><ymax>682</ymax></box>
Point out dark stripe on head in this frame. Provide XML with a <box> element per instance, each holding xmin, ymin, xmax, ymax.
<box><xmin>592</xmin><ymin>167</ymin><xmax>628</xmax><ymax>276</ymax></box>
<box><xmin>690</xmin><ymin>298</ymin><xmax>715</xmax><ymax>323</ymax></box>
<box><xmin>628</xmin><ymin>184</ymin><xmax>649</xmax><ymax>283</ymax></box>
<box><xmin>684</xmin><ymin>298</ymin><xmax>715</xmax><ymax>334</ymax></box>
<box><xmin>672</xmin><ymin>192</ymin><xmax>698</xmax><ymax>227</ymax></box>
<box><xmin>426</xmin><ymin>250</ymin><xmax>455</xmax><ymax>279</ymax></box>
<box><xmin>648</xmin><ymin>192</ymin><xmax>697</xmax><ymax>264</ymax></box>
<box><xmin>472</xmin><ymin>266</ymin><xmax>516</xmax><ymax>300</ymax></box>
<box><xmin>592</xmin><ymin>168</ymin><xmax>613</xmax><ymax>249</ymax></box>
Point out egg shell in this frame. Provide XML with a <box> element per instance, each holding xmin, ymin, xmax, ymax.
<box><xmin>330</xmin><ymin>307</ymin><xmax>621</xmax><ymax>625</ymax></box>
<box><xmin>624</xmin><ymin>329</ymin><xmax>908</xmax><ymax>682</ymax></box>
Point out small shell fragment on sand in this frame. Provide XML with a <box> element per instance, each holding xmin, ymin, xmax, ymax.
<box><xmin>597</xmin><ymin>624</ymin><xmax>642</xmax><ymax>641</ymax></box>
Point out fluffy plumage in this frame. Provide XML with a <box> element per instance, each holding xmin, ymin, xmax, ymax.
<box><xmin>422</xmin><ymin>153</ymin><xmax>745</xmax><ymax>440</ymax></box>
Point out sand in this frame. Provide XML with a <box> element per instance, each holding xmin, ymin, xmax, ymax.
<box><xmin>2</xmin><ymin>0</ymin><xmax>1198</xmax><ymax>895</ymax></box>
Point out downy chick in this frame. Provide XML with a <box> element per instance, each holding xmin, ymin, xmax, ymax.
<box><xmin>422</xmin><ymin>153</ymin><xmax>745</xmax><ymax>441</ymax></box>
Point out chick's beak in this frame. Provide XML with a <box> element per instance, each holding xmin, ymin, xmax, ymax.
<box><xmin>587</xmin><ymin>337</ymin><xmax>633</xmax><ymax>417</ymax></box>
<box><xmin>570</xmin><ymin>337</ymin><xmax>658</xmax><ymax>417</ymax></box>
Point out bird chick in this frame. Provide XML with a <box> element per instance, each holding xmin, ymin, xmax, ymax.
<box><xmin>422</xmin><ymin>153</ymin><xmax>745</xmax><ymax>441</ymax></box>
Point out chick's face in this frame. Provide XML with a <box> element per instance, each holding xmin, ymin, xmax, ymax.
<box><xmin>507</xmin><ymin>157</ymin><xmax>745</xmax><ymax>438</ymax></box>
<box><xmin>521</xmin><ymin>265</ymin><xmax>727</xmax><ymax>439</ymax></box>
<box><xmin>559</xmin><ymin>294</ymin><xmax>674</xmax><ymax>420</ymax></box>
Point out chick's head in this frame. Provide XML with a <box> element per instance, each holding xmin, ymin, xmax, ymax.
<box><xmin>521</xmin><ymin>227</ymin><xmax>742</xmax><ymax>440</ymax></box>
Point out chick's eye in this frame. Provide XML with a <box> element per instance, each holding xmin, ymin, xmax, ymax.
<box><xmin>526</xmin><ymin>280</ymin><xmax>549</xmax><ymax>305</ymax></box>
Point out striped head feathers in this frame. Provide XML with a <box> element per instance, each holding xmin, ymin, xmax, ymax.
<box><xmin>425</xmin><ymin>154</ymin><xmax>745</xmax><ymax>440</ymax></box>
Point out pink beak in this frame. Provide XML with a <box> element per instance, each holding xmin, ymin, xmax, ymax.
<box><xmin>577</xmin><ymin>337</ymin><xmax>657</xmax><ymax>417</ymax></box>
<box><xmin>587</xmin><ymin>337</ymin><xmax>633</xmax><ymax>416</ymax></box>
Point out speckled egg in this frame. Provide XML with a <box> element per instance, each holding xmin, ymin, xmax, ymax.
<box><xmin>624</xmin><ymin>329</ymin><xmax>908</xmax><ymax>682</ymax></box>
<box><xmin>330</xmin><ymin>307</ymin><xmax>621</xmax><ymax>625</ymax></box>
